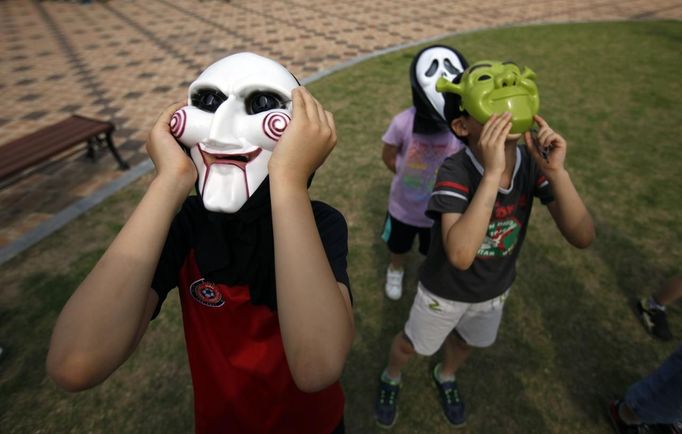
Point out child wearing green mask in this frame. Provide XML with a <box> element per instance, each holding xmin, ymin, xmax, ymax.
<box><xmin>374</xmin><ymin>61</ymin><xmax>595</xmax><ymax>428</ymax></box>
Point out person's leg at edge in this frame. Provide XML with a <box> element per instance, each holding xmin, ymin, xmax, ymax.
<box><xmin>623</xmin><ymin>344</ymin><xmax>682</xmax><ymax>424</ymax></box>
<box><xmin>431</xmin><ymin>331</ymin><xmax>470</xmax><ymax>427</ymax></box>
<box><xmin>654</xmin><ymin>276</ymin><xmax>682</xmax><ymax>306</ymax></box>
<box><xmin>439</xmin><ymin>332</ymin><xmax>473</xmax><ymax>379</ymax></box>
<box><xmin>386</xmin><ymin>331</ymin><xmax>416</xmax><ymax>379</ymax></box>
<box><xmin>375</xmin><ymin>331</ymin><xmax>415</xmax><ymax>427</ymax></box>
<box><xmin>382</xmin><ymin>214</ymin><xmax>411</xmax><ymax>300</ymax></box>
<box><xmin>389</xmin><ymin>253</ymin><xmax>406</xmax><ymax>271</ymax></box>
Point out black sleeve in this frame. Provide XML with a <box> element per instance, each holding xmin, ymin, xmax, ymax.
<box><xmin>528</xmin><ymin>151</ymin><xmax>554</xmax><ymax>205</ymax></box>
<box><xmin>312</xmin><ymin>201</ymin><xmax>353</xmax><ymax>304</ymax></box>
<box><xmin>150</xmin><ymin>197</ymin><xmax>195</xmax><ymax>319</ymax></box>
<box><xmin>426</xmin><ymin>154</ymin><xmax>472</xmax><ymax>220</ymax></box>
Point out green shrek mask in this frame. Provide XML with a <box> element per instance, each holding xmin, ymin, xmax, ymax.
<box><xmin>436</xmin><ymin>60</ymin><xmax>539</xmax><ymax>134</ymax></box>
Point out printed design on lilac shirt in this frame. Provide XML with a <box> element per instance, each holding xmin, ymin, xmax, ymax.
<box><xmin>400</xmin><ymin>139</ymin><xmax>453</xmax><ymax>203</ymax></box>
<box><xmin>189</xmin><ymin>278</ymin><xmax>225</xmax><ymax>307</ymax></box>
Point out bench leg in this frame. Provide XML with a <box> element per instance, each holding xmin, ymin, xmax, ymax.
<box><xmin>104</xmin><ymin>132</ymin><xmax>130</xmax><ymax>170</ymax></box>
<box><xmin>86</xmin><ymin>137</ymin><xmax>98</xmax><ymax>161</ymax></box>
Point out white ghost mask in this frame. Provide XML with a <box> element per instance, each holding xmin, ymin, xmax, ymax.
<box><xmin>170</xmin><ymin>52</ymin><xmax>298</xmax><ymax>213</ymax></box>
<box><xmin>414</xmin><ymin>46</ymin><xmax>466</xmax><ymax>119</ymax></box>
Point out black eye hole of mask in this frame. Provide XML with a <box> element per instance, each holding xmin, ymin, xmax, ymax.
<box><xmin>443</xmin><ymin>58</ymin><xmax>459</xmax><ymax>75</ymax></box>
<box><xmin>424</xmin><ymin>59</ymin><xmax>439</xmax><ymax>77</ymax></box>
<box><xmin>477</xmin><ymin>74</ymin><xmax>492</xmax><ymax>81</ymax></box>
<box><xmin>246</xmin><ymin>92</ymin><xmax>286</xmax><ymax>114</ymax></box>
<box><xmin>192</xmin><ymin>88</ymin><xmax>228</xmax><ymax>113</ymax></box>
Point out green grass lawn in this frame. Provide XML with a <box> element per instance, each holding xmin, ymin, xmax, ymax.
<box><xmin>1</xmin><ymin>20</ymin><xmax>681</xmax><ymax>434</ymax></box>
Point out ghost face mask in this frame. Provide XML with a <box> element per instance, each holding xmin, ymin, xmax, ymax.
<box><xmin>436</xmin><ymin>60</ymin><xmax>539</xmax><ymax>134</ymax></box>
<box><xmin>170</xmin><ymin>52</ymin><xmax>298</xmax><ymax>213</ymax></box>
<box><xmin>412</xmin><ymin>45</ymin><xmax>467</xmax><ymax>121</ymax></box>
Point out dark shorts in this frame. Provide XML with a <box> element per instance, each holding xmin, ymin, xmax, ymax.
<box><xmin>381</xmin><ymin>212</ymin><xmax>431</xmax><ymax>255</ymax></box>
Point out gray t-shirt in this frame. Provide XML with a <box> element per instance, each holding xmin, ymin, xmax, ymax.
<box><xmin>419</xmin><ymin>146</ymin><xmax>554</xmax><ymax>303</ymax></box>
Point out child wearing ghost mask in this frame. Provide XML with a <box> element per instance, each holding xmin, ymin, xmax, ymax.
<box><xmin>375</xmin><ymin>61</ymin><xmax>595</xmax><ymax>428</ymax></box>
<box><xmin>47</xmin><ymin>53</ymin><xmax>354</xmax><ymax>434</ymax></box>
<box><xmin>381</xmin><ymin>45</ymin><xmax>467</xmax><ymax>301</ymax></box>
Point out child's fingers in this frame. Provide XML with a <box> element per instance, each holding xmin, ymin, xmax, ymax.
<box><xmin>479</xmin><ymin>113</ymin><xmax>499</xmax><ymax>144</ymax></box>
<box><xmin>545</xmin><ymin>132</ymin><xmax>562</xmax><ymax>149</ymax></box>
<box><xmin>299</xmin><ymin>87</ymin><xmax>320</xmax><ymax>122</ymax></box>
<box><xmin>499</xmin><ymin>119</ymin><xmax>513</xmax><ymax>141</ymax></box>
<box><xmin>156</xmin><ymin>101</ymin><xmax>185</xmax><ymax>131</ymax></box>
<box><xmin>533</xmin><ymin>114</ymin><xmax>549</xmax><ymax>129</ymax></box>
<box><xmin>538</xmin><ymin>127</ymin><xmax>558</xmax><ymax>148</ymax></box>
<box><xmin>314</xmin><ymin>97</ymin><xmax>328</xmax><ymax>127</ymax></box>
<box><xmin>325</xmin><ymin>110</ymin><xmax>337</xmax><ymax>144</ymax></box>
<box><xmin>488</xmin><ymin>112</ymin><xmax>512</xmax><ymax>143</ymax></box>
<box><xmin>524</xmin><ymin>131</ymin><xmax>542</xmax><ymax>160</ymax></box>
<box><xmin>291</xmin><ymin>87</ymin><xmax>306</xmax><ymax>122</ymax></box>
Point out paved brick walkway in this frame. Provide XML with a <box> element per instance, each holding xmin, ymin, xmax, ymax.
<box><xmin>0</xmin><ymin>0</ymin><xmax>680</xmax><ymax>255</ymax></box>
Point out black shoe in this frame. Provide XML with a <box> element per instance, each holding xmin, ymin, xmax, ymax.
<box><xmin>608</xmin><ymin>400</ymin><xmax>653</xmax><ymax>433</ymax></box>
<box><xmin>374</xmin><ymin>373</ymin><xmax>400</xmax><ymax>429</ymax></box>
<box><xmin>636</xmin><ymin>297</ymin><xmax>673</xmax><ymax>341</ymax></box>
<box><xmin>432</xmin><ymin>364</ymin><xmax>466</xmax><ymax>427</ymax></box>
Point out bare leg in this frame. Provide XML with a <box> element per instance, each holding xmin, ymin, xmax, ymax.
<box><xmin>389</xmin><ymin>252</ymin><xmax>405</xmax><ymax>270</ymax></box>
<box><xmin>654</xmin><ymin>276</ymin><xmax>682</xmax><ymax>306</ymax></box>
<box><xmin>386</xmin><ymin>331</ymin><xmax>415</xmax><ymax>378</ymax></box>
<box><xmin>440</xmin><ymin>333</ymin><xmax>473</xmax><ymax>378</ymax></box>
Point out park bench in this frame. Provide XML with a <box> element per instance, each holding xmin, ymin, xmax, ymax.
<box><xmin>0</xmin><ymin>114</ymin><xmax>129</xmax><ymax>186</ymax></box>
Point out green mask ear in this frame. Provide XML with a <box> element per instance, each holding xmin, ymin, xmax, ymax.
<box><xmin>436</xmin><ymin>76</ymin><xmax>463</xmax><ymax>95</ymax></box>
<box><xmin>521</xmin><ymin>66</ymin><xmax>536</xmax><ymax>80</ymax></box>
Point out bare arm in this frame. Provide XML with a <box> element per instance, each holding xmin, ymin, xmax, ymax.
<box><xmin>269</xmin><ymin>87</ymin><xmax>354</xmax><ymax>393</ymax></box>
<box><xmin>524</xmin><ymin>115</ymin><xmax>595</xmax><ymax>249</ymax></box>
<box><xmin>382</xmin><ymin>143</ymin><xmax>398</xmax><ymax>173</ymax></box>
<box><xmin>46</xmin><ymin>103</ymin><xmax>197</xmax><ymax>391</ymax></box>
<box><xmin>442</xmin><ymin>113</ymin><xmax>511</xmax><ymax>269</ymax></box>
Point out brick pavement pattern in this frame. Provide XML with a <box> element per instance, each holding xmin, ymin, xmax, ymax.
<box><xmin>0</xmin><ymin>0</ymin><xmax>680</xmax><ymax>249</ymax></box>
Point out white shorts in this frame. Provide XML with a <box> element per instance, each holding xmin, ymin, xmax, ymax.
<box><xmin>404</xmin><ymin>282</ymin><xmax>510</xmax><ymax>355</ymax></box>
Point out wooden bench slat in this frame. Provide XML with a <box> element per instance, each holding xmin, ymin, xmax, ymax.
<box><xmin>0</xmin><ymin>115</ymin><xmax>128</xmax><ymax>182</ymax></box>
<box><xmin>3</xmin><ymin>119</ymin><xmax>112</xmax><ymax>149</ymax></box>
<box><xmin>0</xmin><ymin>130</ymin><xmax>101</xmax><ymax>170</ymax></box>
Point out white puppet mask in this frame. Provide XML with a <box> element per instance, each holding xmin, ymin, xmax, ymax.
<box><xmin>170</xmin><ymin>52</ymin><xmax>298</xmax><ymax>213</ymax></box>
<box><xmin>413</xmin><ymin>46</ymin><xmax>467</xmax><ymax>120</ymax></box>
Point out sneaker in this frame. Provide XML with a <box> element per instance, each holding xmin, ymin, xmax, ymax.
<box><xmin>671</xmin><ymin>421</ymin><xmax>682</xmax><ymax>434</ymax></box>
<box><xmin>375</xmin><ymin>374</ymin><xmax>400</xmax><ymax>429</ymax></box>
<box><xmin>385</xmin><ymin>266</ymin><xmax>404</xmax><ymax>300</ymax></box>
<box><xmin>636</xmin><ymin>297</ymin><xmax>673</xmax><ymax>341</ymax></box>
<box><xmin>657</xmin><ymin>422</ymin><xmax>682</xmax><ymax>434</ymax></box>
<box><xmin>432</xmin><ymin>364</ymin><xmax>466</xmax><ymax>427</ymax></box>
<box><xmin>607</xmin><ymin>400</ymin><xmax>652</xmax><ymax>433</ymax></box>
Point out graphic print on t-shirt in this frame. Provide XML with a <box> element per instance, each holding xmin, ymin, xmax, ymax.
<box><xmin>189</xmin><ymin>278</ymin><xmax>225</xmax><ymax>307</ymax></box>
<box><xmin>400</xmin><ymin>139</ymin><xmax>453</xmax><ymax>203</ymax></box>
<box><xmin>478</xmin><ymin>217</ymin><xmax>522</xmax><ymax>257</ymax></box>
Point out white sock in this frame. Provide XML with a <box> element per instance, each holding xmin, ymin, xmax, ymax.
<box><xmin>382</xmin><ymin>369</ymin><xmax>401</xmax><ymax>384</ymax></box>
<box><xmin>436</xmin><ymin>364</ymin><xmax>455</xmax><ymax>383</ymax></box>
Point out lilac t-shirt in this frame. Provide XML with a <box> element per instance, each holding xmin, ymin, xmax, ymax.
<box><xmin>383</xmin><ymin>107</ymin><xmax>464</xmax><ymax>228</ymax></box>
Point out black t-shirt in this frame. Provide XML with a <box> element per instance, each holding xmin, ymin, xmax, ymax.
<box><xmin>419</xmin><ymin>146</ymin><xmax>554</xmax><ymax>303</ymax></box>
<box><xmin>151</xmin><ymin>196</ymin><xmax>351</xmax><ymax>314</ymax></box>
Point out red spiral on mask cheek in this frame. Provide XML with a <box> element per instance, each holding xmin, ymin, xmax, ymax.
<box><xmin>170</xmin><ymin>109</ymin><xmax>187</xmax><ymax>139</ymax></box>
<box><xmin>262</xmin><ymin>112</ymin><xmax>291</xmax><ymax>142</ymax></box>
